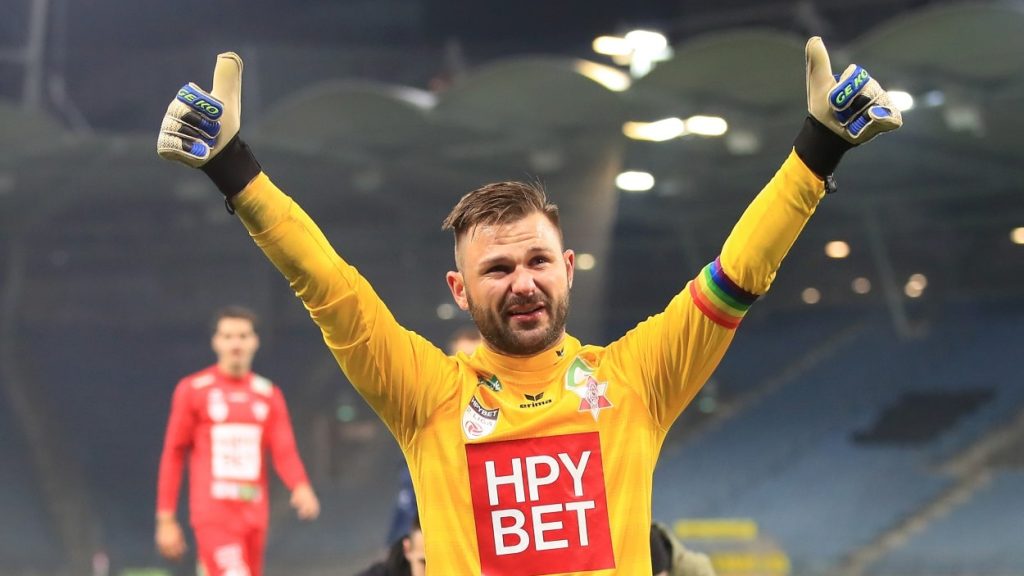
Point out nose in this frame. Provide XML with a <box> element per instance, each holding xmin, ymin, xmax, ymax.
<box><xmin>509</xmin><ymin>267</ymin><xmax>538</xmax><ymax>296</ymax></box>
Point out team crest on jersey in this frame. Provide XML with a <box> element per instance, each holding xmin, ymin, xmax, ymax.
<box><xmin>564</xmin><ymin>356</ymin><xmax>613</xmax><ymax>421</ymax></box>
<box><xmin>251</xmin><ymin>400</ymin><xmax>269</xmax><ymax>422</ymax></box>
<box><xmin>477</xmin><ymin>373</ymin><xmax>502</xmax><ymax>393</ymax></box>
<box><xmin>250</xmin><ymin>375</ymin><xmax>273</xmax><ymax>397</ymax></box>
<box><xmin>462</xmin><ymin>396</ymin><xmax>499</xmax><ymax>440</ymax></box>
<box><xmin>207</xmin><ymin>389</ymin><xmax>229</xmax><ymax>422</ymax></box>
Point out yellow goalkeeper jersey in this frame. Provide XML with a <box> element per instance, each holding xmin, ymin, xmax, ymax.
<box><xmin>231</xmin><ymin>151</ymin><xmax>825</xmax><ymax>574</ymax></box>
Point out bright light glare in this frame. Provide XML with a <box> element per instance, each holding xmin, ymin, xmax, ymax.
<box><xmin>623</xmin><ymin>118</ymin><xmax>686</xmax><ymax>142</ymax></box>
<box><xmin>1011</xmin><ymin>227</ymin><xmax>1024</xmax><ymax>245</ymax></box>
<box><xmin>825</xmin><ymin>240</ymin><xmax>850</xmax><ymax>259</ymax></box>
<box><xmin>904</xmin><ymin>283</ymin><xmax>923</xmax><ymax>298</ymax></box>
<box><xmin>574</xmin><ymin>60</ymin><xmax>631</xmax><ymax>92</ymax></box>
<box><xmin>616</xmin><ymin>171</ymin><xmax>655</xmax><ymax>192</ymax></box>
<box><xmin>624</xmin><ymin>30</ymin><xmax>668</xmax><ymax>53</ymax></box>
<box><xmin>851</xmin><ymin>277</ymin><xmax>872</xmax><ymax>294</ymax></box>
<box><xmin>592</xmin><ymin>35</ymin><xmax>632</xmax><ymax>56</ymax></box>
<box><xmin>577</xmin><ymin>253</ymin><xmax>597</xmax><ymax>271</ymax></box>
<box><xmin>904</xmin><ymin>273</ymin><xmax>927</xmax><ymax>298</ymax></box>
<box><xmin>436</xmin><ymin>303</ymin><xmax>456</xmax><ymax>320</ymax></box>
<box><xmin>889</xmin><ymin>90</ymin><xmax>915</xmax><ymax>112</ymax></box>
<box><xmin>686</xmin><ymin>115</ymin><xmax>728</xmax><ymax>136</ymax></box>
<box><xmin>923</xmin><ymin>90</ymin><xmax>945</xmax><ymax>108</ymax></box>
<box><xmin>802</xmin><ymin>287</ymin><xmax>821</xmax><ymax>304</ymax></box>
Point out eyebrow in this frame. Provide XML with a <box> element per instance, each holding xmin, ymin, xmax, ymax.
<box><xmin>476</xmin><ymin>246</ymin><xmax>554</xmax><ymax>270</ymax></box>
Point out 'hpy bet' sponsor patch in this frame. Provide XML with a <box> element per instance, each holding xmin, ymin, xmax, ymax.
<box><xmin>465</xmin><ymin>432</ymin><xmax>614</xmax><ymax>575</ymax></box>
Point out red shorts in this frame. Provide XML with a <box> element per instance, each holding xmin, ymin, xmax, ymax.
<box><xmin>194</xmin><ymin>524</ymin><xmax>266</xmax><ymax>576</ymax></box>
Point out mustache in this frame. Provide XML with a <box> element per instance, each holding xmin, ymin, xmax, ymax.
<box><xmin>501</xmin><ymin>294</ymin><xmax>548</xmax><ymax>314</ymax></box>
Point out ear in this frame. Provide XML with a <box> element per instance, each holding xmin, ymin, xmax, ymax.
<box><xmin>253</xmin><ymin>332</ymin><xmax>261</xmax><ymax>352</ymax></box>
<box><xmin>563</xmin><ymin>249</ymin><xmax>575</xmax><ymax>290</ymax></box>
<box><xmin>402</xmin><ymin>536</ymin><xmax>412</xmax><ymax>556</ymax></box>
<box><xmin>446</xmin><ymin>270</ymin><xmax>469</xmax><ymax>310</ymax></box>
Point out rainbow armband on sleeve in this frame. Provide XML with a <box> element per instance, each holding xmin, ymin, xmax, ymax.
<box><xmin>688</xmin><ymin>257</ymin><xmax>759</xmax><ymax>329</ymax></box>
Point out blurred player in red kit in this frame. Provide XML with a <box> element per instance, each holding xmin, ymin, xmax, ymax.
<box><xmin>155</xmin><ymin>306</ymin><xmax>320</xmax><ymax>576</ymax></box>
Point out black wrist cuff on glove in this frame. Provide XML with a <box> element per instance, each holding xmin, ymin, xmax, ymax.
<box><xmin>200</xmin><ymin>135</ymin><xmax>262</xmax><ymax>200</ymax></box>
<box><xmin>793</xmin><ymin>116</ymin><xmax>853</xmax><ymax>180</ymax></box>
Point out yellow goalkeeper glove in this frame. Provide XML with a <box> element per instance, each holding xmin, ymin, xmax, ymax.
<box><xmin>156</xmin><ymin>52</ymin><xmax>261</xmax><ymax>200</ymax></box>
<box><xmin>794</xmin><ymin>37</ymin><xmax>903</xmax><ymax>183</ymax></box>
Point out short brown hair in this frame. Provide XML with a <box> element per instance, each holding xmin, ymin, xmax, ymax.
<box><xmin>442</xmin><ymin>181</ymin><xmax>560</xmax><ymax>241</ymax></box>
<box><xmin>210</xmin><ymin>305</ymin><xmax>259</xmax><ymax>335</ymax></box>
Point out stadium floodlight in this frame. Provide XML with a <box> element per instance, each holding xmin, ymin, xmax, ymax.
<box><xmin>851</xmin><ymin>277</ymin><xmax>872</xmax><ymax>294</ymax></box>
<box><xmin>592</xmin><ymin>36</ymin><xmax>632</xmax><ymax>57</ymax></box>
<box><xmin>576</xmin><ymin>253</ymin><xmax>597</xmax><ymax>271</ymax></box>
<box><xmin>574</xmin><ymin>60</ymin><xmax>632</xmax><ymax>92</ymax></box>
<box><xmin>592</xmin><ymin>29</ymin><xmax>673</xmax><ymax>78</ymax></box>
<box><xmin>889</xmin><ymin>90</ymin><xmax>915</xmax><ymax>112</ymax></box>
<box><xmin>825</xmin><ymin>240</ymin><xmax>850</xmax><ymax>259</ymax></box>
<box><xmin>623</xmin><ymin>30</ymin><xmax>668</xmax><ymax>53</ymax></box>
<box><xmin>686</xmin><ymin>115</ymin><xmax>728</xmax><ymax>136</ymax></box>
<box><xmin>801</xmin><ymin>287</ymin><xmax>821</xmax><ymax>304</ymax></box>
<box><xmin>622</xmin><ymin>118</ymin><xmax>687</xmax><ymax>142</ymax></box>
<box><xmin>616</xmin><ymin>171</ymin><xmax>655</xmax><ymax>192</ymax></box>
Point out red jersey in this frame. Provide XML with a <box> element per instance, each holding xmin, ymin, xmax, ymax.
<box><xmin>156</xmin><ymin>365</ymin><xmax>309</xmax><ymax>529</ymax></box>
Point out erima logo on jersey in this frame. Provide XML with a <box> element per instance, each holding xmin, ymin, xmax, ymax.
<box><xmin>463</xmin><ymin>396</ymin><xmax>499</xmax><ymax>440</ymax></box>
<box><xmin>520</xmin><ymin>392</ymin><xmax>552</xmax><ymax>409</ymax></box>
<box><xmin>465</xmin><ymin>432</ymin><xmax>615</xmax><ymax>573</ymax></box>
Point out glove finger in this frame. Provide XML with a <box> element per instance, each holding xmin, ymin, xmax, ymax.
<box><xmin>162</xmin><ymin>117</ymin><xmax>217</xmax><ymax>147</ymax></box>
<box><xmin>176</xmin><ymin>82</ymin><xmax>224</xmax><ymax>121</ymax></box>
<box><xmin>164</xmin><ymin>100</ymin><xmax>221</xmax><ymax>139</ymax></box>
<box><xmin>211</xmin><ymin>52</ymin><xmax>243</xmax><ymax>115</ymax></box>
<box><xmin>868</xmin><ymin>103</ymin><xmax>903</xmax><ymax>131</ymax></box>
<box><xmin>835</xmin><ymin>77</ymin><xmax>889</xmax><ymax>124</ymax></box>
<box><xmin>805</xmin><ymin>37</ymin><xmax>834</xmax><ymax>99</ymax></box>
<box><xmin>157</xmin><ymin>131</ymin><xmax>210</xmax><ymax>164</ymax></box>
<box><xmin>829</xmin><ymin>64</ymin><xmax>872</xmax><ymax>112</ymax></box>
<box><xmin>179</xmin><ymin>109</ymin><xmax>220</xmax><ymax>139</ymax></box>
<box><xmin>834</xmin><ymin>91</ymin><xmax>874</xmax><ymax>125</ymax></box>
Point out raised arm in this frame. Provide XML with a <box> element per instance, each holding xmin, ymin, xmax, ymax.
<box><xmin>156</xmin><ymin>53</ymin><xmax>457</xmax><ymax>448</ymax></box>
<box><xmin>606</xmin><ymin>37</ymin><xmax>902</xmax><ymax>429</ymax></box>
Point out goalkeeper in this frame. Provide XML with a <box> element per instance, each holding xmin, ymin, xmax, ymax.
<box><xmin>157</xmin><ymin>38</ymin><xmax>899</xmax><ymax>574</ymax></box>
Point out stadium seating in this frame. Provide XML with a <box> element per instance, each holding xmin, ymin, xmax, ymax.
<box><xmin>654</xmin><ymin>303</ymin><xmax>1024</xmax><ymax>573</ymax></box>
<box><xmin>0</xmin><ymin>393</ymin><xmax>61</xmax><ymax>571</ymax></box>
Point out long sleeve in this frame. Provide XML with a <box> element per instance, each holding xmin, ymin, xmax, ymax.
<box><xmin>230</xmin><ymin>174</ymin><xmax>459</xmax><ymax>448</ymax></box>
<box><xmin>606</xmin><ymin>150</ymin><xmax>825</xmax><ymax>429</ymax></box>
<box><xmin>156</xmin><ymin>381</ymin><xmax>195</xmax><ymax>516</ymax></box>
<box><xmin>717</xmin><ymin>150</ymin><xmax>826</xmax><ymax>295</ymax></box>
<box><xmin>267</xmin><ymin>386</ymin><xmax>309</xmax><ymax>490</ymax></box>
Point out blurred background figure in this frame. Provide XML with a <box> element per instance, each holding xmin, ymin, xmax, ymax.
<box><xmin>155</xmin><ymin>306</ymin><xmax>320</xmax><ymax>576</ymax></box>
<box><xmin>652</xmin><ymin>522</ymin><xmax>716</xmax><ymax>576</ymax></box>
<box><xmin>446</xmin><ymin>326</ymin><xmax>484</xmax><ymax>357</ymax></box>
<box><xmin>358</xmin><ymin>516</ymin><xmax>426</xmax><ymax>576</ymax></box>
<box><xmin>385</xmin><ymin>327</ymin><xmax>481</xmax><ymax>545</ymax></box>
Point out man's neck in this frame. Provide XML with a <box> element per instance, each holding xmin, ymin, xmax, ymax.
<box><xmin>485</xmin><ymin>331</ymin><xmax>566</xmax><ymax>358</ymax></box>
<box><xmin>216</xmin><ymin>362</ymin><xmax>249</xmax><ymax>379</ymax></box>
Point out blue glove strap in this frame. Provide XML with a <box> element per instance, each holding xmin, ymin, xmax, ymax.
<box><xmin>829</xmin><ymin>66</ymin><xmax>870</xmax><ymax>111</ymax></box>
<box><xmin>176</xmin><ymin>84</ymin><xmax>224</xmax><ymax>120</ymax></box>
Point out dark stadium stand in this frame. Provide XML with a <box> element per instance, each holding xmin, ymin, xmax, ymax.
<box><xmin>872</xmin><ymin>471</ymin><xmax>1024</xmax><ymax>575</ymax></box>
<box><xmin>653</xmin><ymin>303</ymin><xmax>1024</xmax><ymax>574</ymax></box>
<box><xmin>0</xmin><ymin>394</ymin><xmax>61</xmax><ymax>571</ymax></box>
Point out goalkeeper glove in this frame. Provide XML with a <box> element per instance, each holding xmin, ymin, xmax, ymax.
<box><xmin>794</xmin><ymin>36</ymin><xmax>902</xmax><ymax>181</ymax></box>
<box><xmin>157</xmin><ymin>52</ymin><xmax>261</xmax><ymax>199</ymax></box>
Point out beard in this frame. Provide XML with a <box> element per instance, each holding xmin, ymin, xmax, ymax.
<box><xmin>467</xmin><ymin>289</ymin><xmax>570</xmax><ymax>356</ymax></box>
